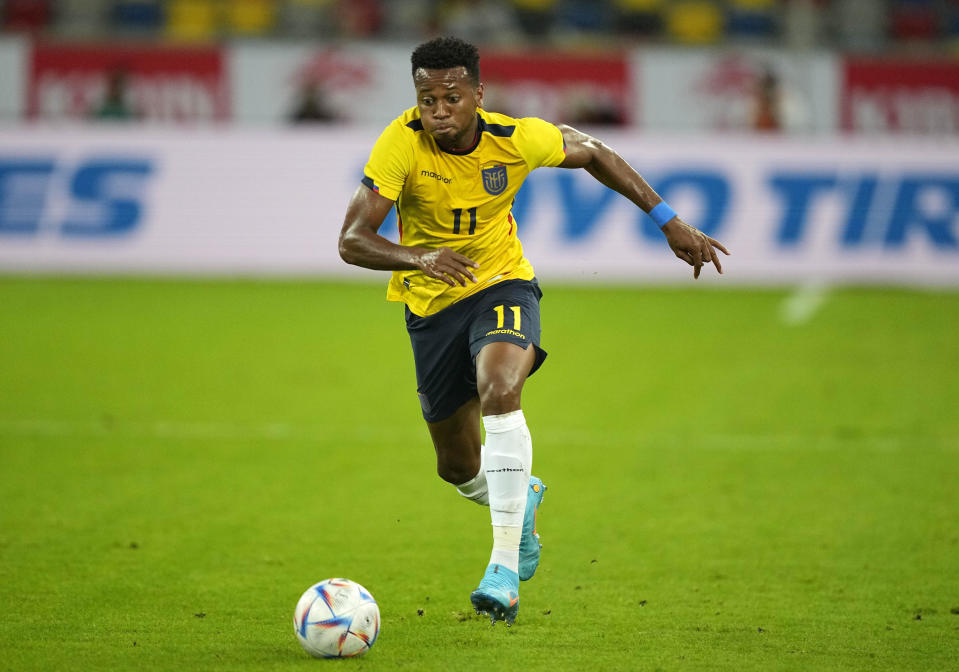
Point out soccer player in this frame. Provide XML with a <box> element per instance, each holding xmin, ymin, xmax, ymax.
<box><xmin>338</xmin><ymin>37</ymin><xmax>728</xmax><ymax>626</ymax></box>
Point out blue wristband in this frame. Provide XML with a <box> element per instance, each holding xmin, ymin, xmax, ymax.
<box><xmin>649</xmin><ymin>201</ymin><xmax>677</xmax><ymax>228</ymax></box>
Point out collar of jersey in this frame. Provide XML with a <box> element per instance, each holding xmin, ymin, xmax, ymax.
<box><xmin>436</xmin><ymin>114</ymin><xmax>484</xmax><ymax>156</ymax></box>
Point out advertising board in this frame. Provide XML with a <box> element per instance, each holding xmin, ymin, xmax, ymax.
<box><xmin>1</xmin><ymin>128</ymin><xmax>956</xmax><ymax>286</ymax></box>
<box><xmin>480</xmin><ymin>50</ymin><xmax>631</xmax><ymax>126</ymax></box>
<box><xmin>841</xmin><ymin>59</ymin><xmax>959</xmax><ymax>135</ymax></box>
<box><xmin>26</xmin><ymin>43</ymin><xmax>229</xmax><ymax>122</ymax></box>
<box><xmin>229</xmin><ymin>42</ymin><xmax>414</xmax><ymax>126</ymax></box>
<box><xmin>228</xmin><ymin>43</ymin><xmax>631</xmax><ymax>128</ymax></box>
<box><xmin>637</xmin><ymin>48</ymin><xmax>839</xmax><ymax>135</ymax></box>
<box><xmin>0</xmin><ymin>37</ymin><xmax>27</xmax><ymax>121</ymax></box>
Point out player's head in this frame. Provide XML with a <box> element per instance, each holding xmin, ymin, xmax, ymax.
<box><xmin>410</xmin><ymin>37</ymin><xmax>485</xmax><ymax>152</ymax></box>
<box><xmin>411</xmin><ymin>37</ymin><xmax>480</xmax><ymax>86</ymax></box>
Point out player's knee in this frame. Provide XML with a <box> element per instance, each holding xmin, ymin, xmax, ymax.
<box><xmin>477</xmin><ymin>377</ymin><xmax>523</xmax><ymax>416</ymax></box>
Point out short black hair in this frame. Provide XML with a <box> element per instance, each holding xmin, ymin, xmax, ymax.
<box><xmin>411</xmin><ymin>37</ymin><xmax>480</xmax><ymax>85</ymax></box>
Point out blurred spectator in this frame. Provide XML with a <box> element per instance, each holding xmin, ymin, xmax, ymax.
<box><xmin>55</xmin><ymin>0</ymin><xmax>111</xmax><ymax>38</ymax></box>
<box><xmin>566</xmin><ymin>91</ymin><xmax>625</xmax><ymax>126</ymax></box>
<box><xmin>834</xmin><ymin>0</ymin><xmax>888</xmax><ymax>51</ymax></box>
<box><xmin>337</xmin><ymin>0</ymin><xmax>384</xmax><ymax>38</ymax></box>
<box><xmin>948</xmin><ymin>0</ymin><xmax>959</xmax><ymax>52</ymax></box>
<box><xmin>612</xmin><ymin>0</ymin><xmax>665</xmax><ymax>40</ymax></box>
<box><xmin>889</xmin><ymin>0</ymin><xmax>939</xmax><ymax>45</ymax></box>
<box><xmin>436</xmin><ymin>0</ymin><xmax>522</xmax><ymax>46</ymax></box>
<box><xmin>381</xmin><ymin>0</ymin><xmax>438</xmax><ymax>39</ymax></box>
<box><xmin>555</xmin><ymin>0</ymin><xmax>611</xmax><ymax>38</ymax></box>
<box><xmin>2</xmin><ymin>0</ymin><xmax>53</xmax><ymax>33</ymax></box>
<box><xmin>111</xmin><ymin>0</ymin><xmax>164</xmax><ymax>37</ymax></box>
<box><xmin>225</xmin><ymin>0</ymin><xmax>277</xmax><ymax>38</ymax></box>
<box><xmin>165</xmin><ymin>0</ymin><xmax>219</xmax><ymax>41</ymax></box>
<box><xmin>279</xmin><ymin>0</ymin><xmax>338</xmax><ymax>39</ymax></box>
<box><xmin>752</xmin><ymin>67</ymin><xmax>782</xmax><ymax>131</ymax></box>
<box><xmin>509</xmin><ymin>0</ymin><xmax>558</xmax><ymax>40</ymax></box>
<box><xmin>783</xmin><ymin>0</ymin><xmax>825</xmax><ymax>50</ymax></box>
<box><xmin>288</xmin><ymin>81</ymin><xmax>337</xmax><ymax>123</ymax></box>
<box><xmin>725</xmin><ymin>0</ymin><xmax>780</xmax><ymax>41</ymax></box>
<box><xmin>90</xmin><ymin>67</ymin><xmax>140</xmax><ymax>121</ymax></box>
<box><xmin>666</xmin><ymin>0</ymin><xmax>723</xmax><ymax>44</ymax></box>
<box><xmin>2</xmin><ymin>0</ymin><xmax>959</xmax><ymax>53</ymax></box>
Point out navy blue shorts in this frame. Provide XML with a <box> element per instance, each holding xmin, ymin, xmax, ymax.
<box><xmin>405</xmin><ymin>278</ymin><xmax>547</xmax><ymax>423</ymax></box>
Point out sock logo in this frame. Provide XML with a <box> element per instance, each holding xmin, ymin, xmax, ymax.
<box><xmin>487</xmin><ymin>467</ymin><xmax>524</xmax><ymax>473</ymax></box>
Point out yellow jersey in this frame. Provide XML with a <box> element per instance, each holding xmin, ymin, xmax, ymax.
<box><xmin>362</xmin><ymin>106</ymin><xmax>567</xmax><ymax>316</ymax></box>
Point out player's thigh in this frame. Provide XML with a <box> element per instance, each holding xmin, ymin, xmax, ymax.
<box><xmin>406</xmin><ymin>305</ymin><xmax>477</xmax><ymax>424</ymax></box>
<box><xmin>468</xmin><ymin>279</ymin><xmax>548</xmax><ymax>379</ymax></box>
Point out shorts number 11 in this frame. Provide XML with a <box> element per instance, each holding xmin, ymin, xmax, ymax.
<box><xmin>493</xmin><ymin>305</ymin><xmax>521</xmax><ymax>331</ymax></box>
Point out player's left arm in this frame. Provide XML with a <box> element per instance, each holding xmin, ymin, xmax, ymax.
<box><xmin>557</xmin><ymin>124</ymin><xmax>730</xmax><ymax>279</ymax></box>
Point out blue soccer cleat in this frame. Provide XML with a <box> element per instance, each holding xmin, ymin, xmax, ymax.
<box><xmin>519</xmin><ymin>476</ymin><xmax>547</xmax><ymax>581</ymax></box>
<box><xmin>470</xmin><ymin>563</ymin><xmax>520</xmax><ymax>626</ymax></box>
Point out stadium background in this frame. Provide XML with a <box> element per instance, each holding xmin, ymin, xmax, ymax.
<box><xmin>0</xmin><ymin>0</ymin><xmax>957</xmax><ymax>283</ymax></box>
<box><xmin>1</xmin><ymin>2</ymin><xmax>958</xmax><ymax>670</ymax></box>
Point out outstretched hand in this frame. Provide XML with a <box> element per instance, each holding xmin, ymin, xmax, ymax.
<box><xmin>661</xmin><ymin>218</ymin><xmax>730</xmax><ymax>279</ymax></box>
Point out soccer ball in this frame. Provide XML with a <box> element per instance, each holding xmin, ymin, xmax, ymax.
<box><xmin>293</xmin><ymin>578</ymin><xmax>380</xmax><ymax>658</ymax></box>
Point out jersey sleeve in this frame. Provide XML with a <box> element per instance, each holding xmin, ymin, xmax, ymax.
<box><xmin>513</xmin><ymin>117</ymin><xmax>566</xmax><ymax>170</ymax></box>
<box><xmin>362</xmin><ymin>119</ymin><xmax>413</xmax><ymax>201</ymax></box>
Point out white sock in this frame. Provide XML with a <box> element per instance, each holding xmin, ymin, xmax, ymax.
<box><xmin>455</xmin><ymin>447</ymin><xmax>489</xmax><ymax>506</ymax></box>
<box><xmin>483</xmin><ymin>410</ymin><xmax>532</xmax><ymax>573</ymax></box>
<box><xmin>489</xmin><ymin>526</ymin><xmax>521</xmax><ymax>569</ymax></box>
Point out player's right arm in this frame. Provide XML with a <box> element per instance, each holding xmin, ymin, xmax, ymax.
<box><xmin>338</xmin><ymin>185</ymin><xmax>479</xmax><ymax>287</ymax></box>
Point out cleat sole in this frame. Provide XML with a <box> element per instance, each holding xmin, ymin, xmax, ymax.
<box><xmin>469</xmin><ymin>592</ymin><xmax>518</xmax><ymax>626</ymax></box>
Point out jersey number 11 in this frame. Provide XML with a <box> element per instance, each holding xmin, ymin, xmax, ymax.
<box><xmin>452</xmin><ymin>207</ymin><xmax>477</xmax><ymax>235</ymax></box>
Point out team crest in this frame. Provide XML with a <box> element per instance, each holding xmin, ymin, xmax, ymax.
<box><xmin>481</xmin><ymin>164</ymin><xmax>508</xmax><ymax>196</ymax></box>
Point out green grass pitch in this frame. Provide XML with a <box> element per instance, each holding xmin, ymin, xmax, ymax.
<box><xmin>1</xmin><ymin>277</ymin><xmax>957</xmax><ymax>671</ymax></box>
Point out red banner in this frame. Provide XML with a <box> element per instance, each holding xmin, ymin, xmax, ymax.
<box><xmin>842</xmin><ymin>59</ymin><xmax>959</xmax><ymax>134</ymax></box>
<box><xmin>27</xmin><ymin>43</ymin><xmax>229</xmax><ymax>122</ymax></box>
<box><xmin>479</xmin><ymin>51</ymin><xmax>631</xmax><ymax>126</ymax></box>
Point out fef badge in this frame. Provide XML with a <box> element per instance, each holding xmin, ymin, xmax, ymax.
<box><xmin>481</xmin><ymin>163</ymin><xmax>508</xmax><ymax>196</ymax></box>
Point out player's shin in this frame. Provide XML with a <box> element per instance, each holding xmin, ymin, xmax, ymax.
<box><xmin>482</xmin><ymin>410</ymin><xmax>532</xmax><ymax>573</ymax></box>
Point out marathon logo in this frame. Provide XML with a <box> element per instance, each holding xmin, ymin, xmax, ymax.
<box><xmin>485</xmin><ymin>328</ymin><xmax>525</xmax><ymax>339</ymax></box>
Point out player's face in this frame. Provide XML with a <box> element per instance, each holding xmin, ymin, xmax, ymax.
<box><xmin>414</xmin><ymin>67</ymin><xmax>484</xmax><ymax>151</ymax></box>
